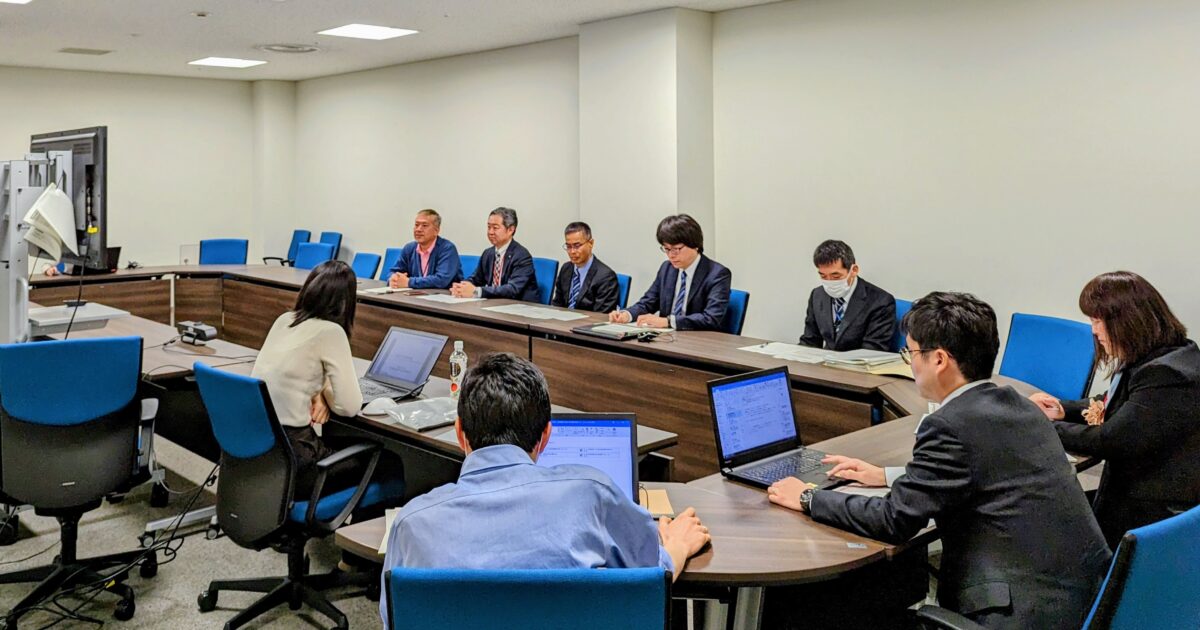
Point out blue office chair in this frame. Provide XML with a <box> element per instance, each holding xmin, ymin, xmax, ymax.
<box><xmin>385</xmin><ymin>567</ymin><xmax>670</xmax><ymax>630</ymax></box>
<box><xmin>460</xmin><ymin>254</ymin><xmax>481</xmax><ymax>279</ymax></box>
<box><xmin>998</xmin><ymin>313</ymin><xmax>1096</xmax><ymax>400</ymax></box>
<box><xmin>192</xmin><ymin>362</ymin><xmax>404</xmax><ymax>630</ymax></box>
<box><xmin>892</xmin><ymin>298</ymin><xmax>913</xmax><ymax>352</ymax></box>
<box><xmin>532</xmin><ymin>258</ymin><xmax>558</xmax><ymax>305</ymax></box>
<box><xmin>616</xmin><ymin>273</ymin><xmax>632</xmax><ymax>310</ymax></box>
<box><xmin>199</xmin><ymin>238</ymin><xmax>249</xmax><ymax>265</ymax></box>
<box><xmin>263</xmin><ymin>229</ymin><xmax>311</xmax><ymax>266</ymax></box>
<box><xmin>293</xmin><ymin>242</ymin><xmax>336</xmax><ymax>271</ymax></box>
<box><xmin>318</xmin><ymin>231</ymin><xmax>343</xmax><ymax>259</ymax></box>
<box><xmin>351</xmin><ymin>252</ymin><xmax>382</xmax><ymax>280</ymax></box>
<box><xmin>0</xmin><ymin>337</ymin><xmax>154</xmax><ymax>626</ymax></box>
<box><xmin>723</xmin><ymin>289</ymin><xmax>750</xmax><ymax>335</ymax></box>
<box><xmin>916</xmin><ymin>504</ymin><xmax>1200</xmax><ymax>630</ymax></box>
<box><xmin>379</xmin><ymin>247</ymin><xmax>405</xmax><ymax>280</ymax></box>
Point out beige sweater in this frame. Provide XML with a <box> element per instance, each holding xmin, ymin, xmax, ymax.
<box><xmin>251</xmin><ymin>312</ymin><xmax>363</xmax><ymax>430</ymax></box>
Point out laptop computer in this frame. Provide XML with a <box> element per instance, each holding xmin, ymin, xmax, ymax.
<box><xmin>358</xmin><ymin>327</ymin><xmax>448</xmax><ymax>402</ymax></box>
<box><xmin>536</xmin><ymin>413</ymin><xmax>639</xmax><ymax>505</ymax></box>
<box><xmin>707</xmin><ymin>366</ymin><xmax>842</xmax><ymax>490</ymax></box>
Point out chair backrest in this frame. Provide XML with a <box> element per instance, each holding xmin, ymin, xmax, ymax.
<box><xmin>293</xmin><ymin>242</ymin><xmax>336</xmax><ymax>270</ymax></box>
<box><xmin>999</xmin><ymin>313</ymin><xmax>1096</xmax><ymax>399</ymax></box>
<box><xmin>385</xmin><ymin>567</ymin><xmax>669</xmax><ymax>630</ymax></box>
<box><xmin>318</xmin><ymin>231</ymin><xmax>343</xmax><ymax>258</ymax></box>
<box><xmin>723</xmin><ymin>289</ymin><xmax>750</xmax><ymax>335</ymax></box>
<box><xmin>892</xmin><ymin>298</ymin><xmax>913</xmax><ymax>351</ymax></box>
<box><xmin>0</xmin><ymin>337</ymin><xmax>142</xmax><ymax>509</ymax></box>
<box><xmin>199</xmin><ymin>238</ymin><xmax>249</xmax><ymax>265</ymax></box>
<box><xmin>532</xmin><ymin>257</ymin><xmax>558</xmax><ymax>305</ymax></box>
<box><xmin>380</xmin><ymin>247</ymin><xmax>405</xmax><ymax>280</ymax></box>
<box><xmin>351</xmin><ymin>252</ymin><xmax>382</xmax><ymax>280</ymax></box>
<box><xmin>1082</xmin><ymin>504</ymin><xmax>1200</xmax><ymax>630</ymax></box>
<box><xmin>193</xmin><ymin>362</ymin><xmax>294</xmax><ymax>547</ymax></box>
<box><xmin>616</xmin><ymin>273</ymin><xmax>632</xmax><ymax>309</ymax></box>
<box><xmin>460</xmin><ymin>254</ymin><xmax>480</xmax><ymax>279</ymax></box>
<box><xmin>287</xmin><ymin>229</ymin><xmax>311</xmax><ymax>261</ymax></box>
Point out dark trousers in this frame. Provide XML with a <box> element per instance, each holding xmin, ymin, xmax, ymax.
<box><xmin>283</xmin><ymin>425</ymin><xmax>401</xmax><ymax>501</ymax></box>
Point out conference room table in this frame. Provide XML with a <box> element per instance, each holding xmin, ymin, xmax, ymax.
<box><xmin>32</xmin><ymin>263</ymin><xmax>925</xmax><ymax>483</ymax></box>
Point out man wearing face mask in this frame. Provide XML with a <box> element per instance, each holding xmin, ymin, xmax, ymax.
<box><xmin>799</xmin><ymin>240</ymin><xmax>896</xmax><ymax>351</ymax></box>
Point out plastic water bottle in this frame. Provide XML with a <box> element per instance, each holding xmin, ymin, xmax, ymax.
<box><xmin>449</xmin><ymin>341</ymin><xmax>467</xmax><ymax>399</ymax></box>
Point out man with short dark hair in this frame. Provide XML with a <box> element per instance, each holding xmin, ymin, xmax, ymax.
<box><xmin>379</xmin><ymin>352</ymin><xmax>710</xmax><ymax>626</ymax></box>
<box><xmin>451</xmin><ymin>207</ymin><xmax>539</xmax><ymax>302</ymax></box>
<box><xmin>769</xmin><ymin>292</ymin><xmax>1111</xmax><ymax>630</ymax></box>
<box><xmin>609</xmin><ymin>214</ymin><xmax>732</xmax><ymax>331</ymax></box>
<box><xmin>551</xmin><ymin>222</ymin><xmax>620</xmax><ymax>313</ymax></box>
<box><xmin>799</xmin><ymin>239</ymin><xmax>896</xmax><ymax>351</ymax></box>
<box><xmin>387</xmin><ymin>208</ymin><xmax>463</xmax><ymax>289</ymax></box>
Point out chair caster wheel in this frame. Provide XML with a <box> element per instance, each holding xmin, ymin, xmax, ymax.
<box><xmin>114</xmin><ymin>595</ymin><xmax>135</xmax><ymax>621</ymax></box>
<box><xmin>198</xmin><ymin>590</ymin><xmax>218</xmax><ymax>613</ymax></box>
<box><xmin>205</xmin><ymin>524</ymin><xmax>221</xmax><ymax>540</ymax></box>
<box><xmin>139</xmin><ymin>553</ymin><xmax>158</xmax><ymax>578</ymax></box>
<box><xmin>139</xmin><ymin>533</ymin><xmax>155</xmax><ymax>548</ymax></box>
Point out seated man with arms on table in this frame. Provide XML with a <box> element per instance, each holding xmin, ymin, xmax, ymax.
<box><xmin>450</xmin><ymin>206</ymin><xmax>540</xmax><ymax>302</ymax></box>
<box><xmin>379</xmin><ymin>352</ymin><xmax>709</xmax><ymax>626</ymax></box>
<box><xmin>387</xmin><ymin>208</ymin><xmax>462</xmax><ymax>289</ymax></box>
<box><xmin>769</xmin><ymin>292</ymin><xmax>1111</xmax><ymax>630</ymax></box>
<box><xmin>550</xmin><ymin>221</ymin><xmax>620</xmax><ymax>313</ymax></box>
<box><xmin>609</xmin><ymin>214</ymin><xmax>731</xmax><ymax>331</ymax></box>
<box><xmin>799</xmin><ymin>239</ymin><xmax>896</xmax><ymax>351</ymax></box>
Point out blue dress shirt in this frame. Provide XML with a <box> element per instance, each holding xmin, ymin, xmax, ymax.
<box><xmin>379</xmin><ymin>444</ymin><xmax>671</xmax><ymax>625</ymax></box>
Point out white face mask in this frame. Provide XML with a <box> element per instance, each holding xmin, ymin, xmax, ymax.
<box><xmin>821</xmin><ymin>277</ymin><xmax>853</xmax><ymax>300</ymax></box>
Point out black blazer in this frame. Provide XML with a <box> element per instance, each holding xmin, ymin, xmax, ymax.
<box><xmin>1055</xmin><ymin>340</ymin><xmax>1200</xmax><ymax>549</ymax></box>
<box><xmin>799</xmin><ymin>278</ymin><xmax>896</xmax><ymax>351</ymax></box>
<box><xmin>467</xmin><ymin>240</ymin><xmax>540</xmax><ymax>302</ymax></box>
<box><xmin>810</xmin><ymin>384</ymin><xmax>1111</xmax><ymax>630</ymax></box>
<box><xmin>550</xmin><ymin>256</ymin><xmax>619</xmax><ymax>313</ymax></box>
<box><xmin>625</xmin><ymin>255</ymin><xmax>731</xmax><ymax>332</ymax></box>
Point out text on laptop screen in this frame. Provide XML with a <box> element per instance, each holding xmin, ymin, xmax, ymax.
<box><xmin>536</xmin><ymin>418</ymin><xmax>636</xmax><ymax>503</ymax></box>
<box><xmin>711</xmin><ymin>370</ymin><xmax>797</xmax><ymax>459</ymax></box>
<box><xmin>367</xmin><ymin>330</ymin><xmax>444</xmax><ymax>386</ymax></box>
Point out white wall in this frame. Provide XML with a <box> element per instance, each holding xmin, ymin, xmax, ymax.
<box><xmin>0</xmin><ymin>65</ymin><xmax>255</xmax><ymax>266</ymax></box>
<box><xmin>713</xmin><ymin>0</ymin><xmax>1200</xmax><ymax>347</ymax></box>
<box><xmin>292</xmin><ymin>38</ymin><xmax>580</xmax><ymax>269</ymax></box>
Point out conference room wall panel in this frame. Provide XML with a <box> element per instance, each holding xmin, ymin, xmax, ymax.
<box><xmin>291</xmin><ymin>37</ymin><xmax>581</xmax><ymax>267</ymax></box>
<box><xmin>712</xmin><ymin>0</ymin><xmax>1200</xmax><ymax>349</ymax></box>
<box><xmin>0</xmin><ymin>65</ymin><xmax>256</xmax><ymax>268</ymax></box>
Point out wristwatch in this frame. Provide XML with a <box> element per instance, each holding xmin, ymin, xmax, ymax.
<box><xmin>799</xmin><ymin>487</ymin><xmax>815</xmax><ymax>513</ymax></box>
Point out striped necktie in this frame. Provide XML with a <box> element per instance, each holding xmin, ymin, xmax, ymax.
<box><xmin>567</xmin><ymin>269</ymin><xmax>583</xmax><ymax>309</ymax></box>
<box><xmin>833</xmin><ymin>297</ymin><xmax>846</xmax><ymax>333</ymax></box>
<box><xmin>672</xmin><ymin>271</ymin><xmax>688</xmax><ymax>317</ymax></box>
<box><xmin>491</xmin><ymin>250</ymin><xmax>503</xmax><ymax>287</ymax></box>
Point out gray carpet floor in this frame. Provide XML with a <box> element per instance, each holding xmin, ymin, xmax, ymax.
<box><xmin>0</xmin><ymin>439</ymin><xmax>383</xmax><ymax>629</ymax></box>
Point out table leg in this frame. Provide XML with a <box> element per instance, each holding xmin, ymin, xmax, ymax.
<box><xmin>730</xmin><ymin>587</ymin><xmax>764</xmax><ymax>630</ymax></box>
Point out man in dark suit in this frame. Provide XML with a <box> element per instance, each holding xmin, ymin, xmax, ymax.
<box><xmin>799</xmin><ymin>240</ymin><xmax>896</xmax><ymax>351</ymax></box>
<box><xmin>769</xmin><ymin>292</ymin><xmax>1111</xmax><ymax>630</ymax></box>
<box><xmin>609</xmin><ymin>214</ymin><xmax>731</xmax><ymax>332</ymax></box>
<box><xmin>550</xmin><ymin>222</ymin><xmax>620</xmax><ymax>313</ymax></box>
<box><xmin>451</xmin><ymin>207</ymin><xmax>539</xmax><ymax>302</ymax></box>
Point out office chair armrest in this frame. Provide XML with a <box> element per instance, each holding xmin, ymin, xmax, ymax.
<box><xmin>914</xmin><ymin>606</ymin><xmax>987</xmax><ymax>630</ymax></box>
<box><xmin>305</xmin><ymin>441</ymin><xmax>383</xmax><ymax>534</ymax></box>
<box><xmin>261</xmin><ymin>256</ymin><xmax>295</xmax><ymax>267</ymax></box>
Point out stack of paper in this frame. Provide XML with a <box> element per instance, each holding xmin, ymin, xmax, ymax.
<box><xmin>377</xmin><ymin>508</ymin><xmax>400</xmax><ymax>554</ymax></box>
<box><xmin>416</xmin><ymin>294</ymin><xmax>486</xmax><ymax>304</ymax></box>
<box><xmin>22</xmin><ymin>183</ymin><xmax>77</xmax><ymax>262</ymax></box>
<box><xmin>483</xmin><ymin>304</ymin><xmax>588</xmax><ymax>322</ymax></box>
<box><xmin>738</xmin><ymin>342</ymin><xmax>828</xmax><ymax>364</ymax></box>
<box><xmin>823</xmin><ymin>350</ymin><xmax>912</xmax><ymax>378</ymax></box>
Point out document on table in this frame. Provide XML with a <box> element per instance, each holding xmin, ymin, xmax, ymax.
<box><xmin>416</xmin><ymin>294</ymin><xmax>486</xmax><ymax>304</ymax></box>
<box><xmin>483</xmin><ymin>304</ymin><xmax>588</xmax><ymax>321</ymax></box>
<box><xmin>738</xmin><ymin>342</ymin><xmax>828</xmax><ymax>364</ymax></box>
<box><xmin>377</xmin><ymin>508</ymin><xmax>400</xmax><ymax>554</ymax></box>
<box><xmin>359</xmin><ymin>286</ymin><xmax>411</xmax><ymax>295</ymax></box>
<box><xmin>593</xmin><ymin>323</ymin><xmax>671</xmax><ymax>334</ymax></box>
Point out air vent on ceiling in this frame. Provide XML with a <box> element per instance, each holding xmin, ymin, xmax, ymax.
<box><xmin>255</xmin><ymin>43</ymin><xmax>320</xmax><ymax>54</ymax></box>
<box><xmin>59</xmin><ymin>47</ymin><xmax>113</xmax><ymax>56</ymax></box>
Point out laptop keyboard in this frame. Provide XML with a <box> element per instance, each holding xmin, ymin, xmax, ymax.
<box><xmin>741</xmin><ymin>451</ymin><xmax>826</xmax><ymax>484</ymax></box>
<box><xmin>359</xmin><ymin>378</ymin><xmax>404</xmax><ymax>400</ymax></box>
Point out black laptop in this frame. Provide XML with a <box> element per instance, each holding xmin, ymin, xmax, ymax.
<box><xmin>707</xmin><ymin>366</ymin><xmax>842</xmax><ymax>490</ymax></box>
<box><xmin>358</xmin><ymin>327</ymin><xmax>448</xmax><ymax>401</ymax></box>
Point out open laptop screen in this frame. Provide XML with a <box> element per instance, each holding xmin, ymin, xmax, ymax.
<box><xmin>710</xmin><ymin>368</ymin><xmax>798</xmax><ymax>460</ymax></box>
<box><xmin>364</xmin><ymin>327</ymin><xmax>447</xmax><ymax>390</ymax></box>
<box><xmin>537</xmin><ymin>414</ymin><xmax>638</xmax><ymax>504</ymax></box>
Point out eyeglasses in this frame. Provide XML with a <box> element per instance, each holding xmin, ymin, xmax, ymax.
<box><xmin>660</xmin><ymin>245</ymin><xmax>688</xmax><ymax>255</ymax></box>
<box><xmin>899</xmin><ymin>347</ymin><xmax>936</xmax><ymax>365</ymax></box>
<box><xmin>562</xmin><ymin>241</ymin><xmax>591</xmax><ymax>251</ymax></box>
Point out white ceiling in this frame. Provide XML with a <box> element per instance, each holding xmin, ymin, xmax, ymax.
<box><xmin>0</xmin><ymin>0</ymin><xmax>776</xmax><ymax>82</ymax></box>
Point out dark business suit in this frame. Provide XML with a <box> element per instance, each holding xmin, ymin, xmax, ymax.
<box><xmin>550</xmin><ymin>256</ymin><xmax>619</xmax><ymax>313</ymax></box>
<box><xmin>467</xmin><ymin>240</ymin><xmax>540</xmax><ymax>302</ymax></box>
<box><xmin>810</xmin><ymin>383</ymin><xmax>1111</xmax><ymax>630</ymax></box>
<box><xmin>799</xmin><ymin>278</ymin><xmax>896</xmax><ymax>351</ymax></box>
<box><xmin>625</xmin><ymin>255</ymin><xmax>731</xmax><ymax>332</ymax></box>
<box><xmin>1055</xmin><ymin>340</ymin><xmax>1200</xmax><ymax>549</ymax></box>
